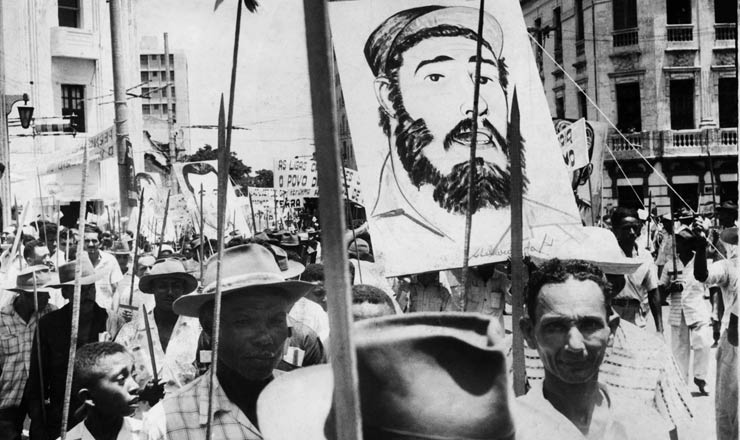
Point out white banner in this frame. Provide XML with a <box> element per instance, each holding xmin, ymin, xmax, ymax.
<box><xmin>557</xmin><ymin>118</ymin><xmax>589</xmax><ymax>172</ymax></box>
<box><xmin>329</xmin><ymin>0</ymin><xmax>582</xmax><ymax>276</ymax></box>
<box><xmin>273</xmin><ymin>157</ymin><xmax>364</xmax><ymax>206</ymax></box>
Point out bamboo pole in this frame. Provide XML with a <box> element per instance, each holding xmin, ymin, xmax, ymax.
<box><xmin>32</xmin><ymin>270</ymin><xmax>46</xmax><ymax>425</ymax></box>
<box><xmin>60</xmin><ymin>138</ymin><xmax>89</xmax><ymax>439</ymax></box>
<box><xmin>199</xmin><ymin>183</ymin><xmax>205</xmax><ymax>287</ymax></box>
<box><xmin>156</xmin><ymin>190</ymin><xmax>172</xmax><ymax>258</ymax></box>
<box><xmin>304</xmin><ymin>0</ymin><xmax>362</xmax><ymax>438</ymax></box>
<box><xmin>123</xmin><ymin>190</ymin><xmax>145</xmax><ymax>308</ymax></box>
<box><xmin>55</xmin><ymin>200</ymin><xmax>61</xmax><ymax>270</ymax></box>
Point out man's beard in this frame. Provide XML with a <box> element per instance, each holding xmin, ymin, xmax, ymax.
<box><xmin>394</xmin><ymin>109</ymin><xmax>527</xmax><ymax>215</ymax></box>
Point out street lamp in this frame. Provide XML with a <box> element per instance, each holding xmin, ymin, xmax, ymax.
<box><xmin>16</xmin><ymin>94</ymin><xmax>34</xmax><ymax>129</ymax></box>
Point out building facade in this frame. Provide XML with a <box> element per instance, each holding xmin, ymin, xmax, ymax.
<box><xmin>138</xmin><ymin>36</ymin><xmax>192</xmax><ymax>156</ymax></box>
<box><xmin>1</xmin><ymin>0</ymin><xmax>143</xmax><ymax>223</ymax></box>
<box><xmin>521</xmin><ymin>0</ymin><xmax>738</xmax><ymax>216</ymax></box>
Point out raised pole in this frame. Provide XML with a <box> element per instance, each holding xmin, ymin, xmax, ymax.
<box><xmin>304</xmin><ymin>1</ymin><xmax>363</xmax><ymax>438</ymax></box>
<box><xmin>164</xmin><ymin>33</ymin><xmax>178</xmax><ymax>192</ymax></box>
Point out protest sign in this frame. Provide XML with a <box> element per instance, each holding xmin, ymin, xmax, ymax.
<box><xmin>557</xmin><ymin>118</ymin><xmax>589</xmax><ymax>172</ymax></box>
<box><xmin>273</xmin><ymin>157</ymin><xmax>363</xmax><ymax>206</ymax></box>
<box><xmin>329</xmin><ymin>0</ymin><xmax>582</xmax><ymax>276</ymax></box>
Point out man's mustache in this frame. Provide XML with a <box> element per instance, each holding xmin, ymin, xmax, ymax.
<box><xmin>443</xmin><ymin>118</ymin><xmax>508</xmax><ymax>156</ymax></box>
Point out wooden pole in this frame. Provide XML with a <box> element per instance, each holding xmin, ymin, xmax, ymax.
<box><xmin>273</xmin><ymin>189</ymin><xmax>279</xmax><ymax>230</ymax></box>
<box><xmin>199</xmin><ymin>184</ymin><xmax>205</xmax><ymax>287</ymax></box>
<box><xmin>341</xmin><ymin>164</ymin><xmax>362</xmax><ymax>284</ymax></box>
<box><xmin>124</xmin><ymin>190</ymin><xmax>145</xmax><ymax>307</ymax></box>
<box><xmin>55</xmin><ymin>200</ymin><xmax>61</xmax><ymax>270</ymax></box>
<box><xmin>646</xmin><ymin>192</ymin><xmax>652</xmax><ymax>251</ymax></box>
<box><xmin>32</xmin><ymin>270</ymin><xmax>46</xmax><ymax>425</ymax></box>
<box><xmin>509</xmin><ymin>90</ymin><xmax>526</xmax><ymax>397</ymax></box>
<box><xmin>60</xmin><ymin>138</ymin><xmax>89</xmax><ymax>439</ymax></box>
<box><xmin>245</xmin><ymin>186</ymin><xmax>257</xmax><ymax>235</ymax></box>
<box><xmin>142</xmin><ymin>304</ymin><xmax>159</xmax><ymax>382</ymax></box>
<box><xmin>156</xmin><ymin>190</ymin><xmax>172</xmax><ymax>258</ymax></box>
<box><xmin>304</xmin><ymin>1</ymin><xmax>363</xmax><ymax>438</ymax></box>
<box><xmin>461</xmin><ymin>0</ymin><xmax>487</xmax><ymax>312</ymax></box>
<box><xmin>205</xmin><ymin>95</ymin><xmax>229</xmax><ymax>440</ymax></box>
<box><xmin>707</xmin><ymin>150</ymin><xmax>718</xmax><ymax>226</ymax></box>
<box><xmin>36</xmin><ymin>168</ymin><xmax>50</xmax><ymax>252</ymax></box>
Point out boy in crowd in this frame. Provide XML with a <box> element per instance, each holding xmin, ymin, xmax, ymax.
<box><xmin>61</xmin><ymin>342</ymin><xmax>141</xmax><ymax>440</ymax></box>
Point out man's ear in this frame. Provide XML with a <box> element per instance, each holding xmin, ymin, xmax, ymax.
<box><xmin>519</xmin><ymin>317</ymin><xmax>537</xmax><ymax>349</ymax></box>
<box><xmin>373</xmin><ymin>77</ymin><xmax>395</xmax><ymax>118</ymax></box>
<box><xmin>607</xmin><ymin>313</ymin><xmax>620</xmax><ymax>340</ymax></box>
<box><xmin>77</xmin><ymin>387</ymin><xmax>94</xmax><ymax>408</ymax></box>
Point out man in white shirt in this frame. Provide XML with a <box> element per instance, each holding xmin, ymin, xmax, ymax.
<box><xmin>83</xmin><ymin>225</ymin><xmax>124</xmax><ymax>313</ymax></box>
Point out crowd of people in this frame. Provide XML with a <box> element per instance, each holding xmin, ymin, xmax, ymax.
<box><xmin>0</xmin><ymin>200</ymin><xmax>735</xmax><ymax>440</ymax></box>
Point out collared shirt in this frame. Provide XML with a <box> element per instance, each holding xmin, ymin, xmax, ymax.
<box><xmin>704</xmin><ymin>257</ymin><xmax>738</xmax><ymax>332</ymax></box>
<box><xmin>60</xmin><ymin>417</ymin><xmax>142</xmax><ymax>440</ymax></box>
<box><xmin>509</xmin><ymin>320</ymin><xmax>695</xmax><ymax>431</ymax></box>
<box><xmin>93</xmin><ymin>251</ymin><xmax>124</xmax><ymax>312</ymax></box>
<box><xmin>616</xmin><ymin>246</ymin><xmax>658</xmax><ymax>303</ymax></box>
<box><xmin>445</xmin><ymin>268</ymin><xmax>509</xmax><ymax>315</ymax></box>
<box><xmin>288</xmin><ymin>297</ymin><xmax>330</xmax><ymax>344</ymax></box>
<box><xmin>115</xmin><ymin>307</ymin><xmax>200</xmax><ymax>393</ymax></box>
<box><xmin>659</xmin><ymin>256</ymin><xmax>711</xmax><ymax>327</ymax></box>
<box><xmin>0</xmin><ymin>299</ymin><xmax>55</xmax><ymax>409</ymax></box>
<box><xmin>514</xmin><ymin>382</ymin><xmax>671</xmax><ymax>440</ymax></box>
<box><xmin>398</xmin><ymin>280</ymin><xmax>459</xmax><ymax>312</ymax></box>
<box><xmin>142</xmin><ymin>371</ymin><xmax>264</xmax><ymax>440</ymax></box>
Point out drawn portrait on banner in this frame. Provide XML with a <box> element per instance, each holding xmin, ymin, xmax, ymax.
<box><xmin>330</xmin><ymin>0</ymin><xmax>582</xmax><ymax>276</ymax></box>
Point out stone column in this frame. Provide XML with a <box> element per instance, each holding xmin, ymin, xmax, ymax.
<box><xmin>697</xmin><ymin>0</ymin><xmax>717</xmax><ymax>128</ymax></box>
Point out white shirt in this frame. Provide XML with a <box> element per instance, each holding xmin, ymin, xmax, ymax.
<box><xmin>60</xmin><ymin>417</ymin><xmax>142</xmax><ymax>440</ymax></box>
<box><xmin>289</xmin><ymin>297</ymin><xmax>330</xmax><ymax>344</ymax></box>
<box><xmin>92</xmin><ymin>251</ymin><xmax>124</xmax><ymax>311</ymax></box>
<box><xmin>704</xmin><ymin>257</ymin><xmax>738</xmax><ymax>332</ymax></box>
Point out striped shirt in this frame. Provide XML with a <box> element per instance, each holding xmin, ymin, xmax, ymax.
<box><xmin>0</xmin><ymin>299</ymin><xmax>55</xmax><ymax>409</ymax></box>
<box><xmin>509</xmin><ymin>320</ymin><xmax>694</xmax><ymax>430</ymax></box>
<box><xmin>143</xmin><ymin>370</ymin><xmax>263</xmax><ymax>440</ymax></box>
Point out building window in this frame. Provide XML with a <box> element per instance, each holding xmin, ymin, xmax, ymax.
<box><xmin>534</xmin><ymin>18</ymin><xmax>544</xmax><ymax>77</ymax></box>
<box><xmin>169</xmin><ymin>70</ymin><xmax>175</xmax><ymax>81</ymax></box>
<box><xmin>670</xmin><ymin>78</ymin><xmax>695</xmax><ymax>130</ymax></box>
<box><xmin>667</xmin><ymin>0</ymin><xmax>692</xmax><ymax>24</ymax></box>
<box><xmin>152</xmin><ymin>71</ymin><xmax>158</xmax><ymax>78</ymax></box>
<box><xmin>58</xmin><ymin>0</ymin><xmax>80</xmax><ymax>28</ymax></box>
<box><xmin>718</xmin><ymin>77</ymin><xmax>738</xmax><ymax>128</ymax></box>
<box><xmin>555</xmin><ymin>96</ymin><xmax>565</xmax><ymax>119</ymax></box>
<box><xmin>142</xmin><ymin>104</ymin><xmax>151</xmax><ymax>116</ymax></box>
<box><xmin>578</xmin><ymin>90</ymin><xmax>588</xmax><ymax>119</ymax></box>
<box><xmin>152</xmin><ymin>104</ymin><xmax>161</xmax><ymax>114</ymax></box>
<box><xmin>670</xmin><ymin>183</ymin><xmax>699</xmax><ymax>211</ymax></box>
<box><xmin>715</xmin><ymin>0</ymin><xmax>738</xmax><ymax>23</ymax></box>
<box><xmin>613</xmin><ymin>0</ymin><xmax>638</xmax><ymax>30</ymax></box>
<box><xmin>141</xmin><ymin>72</ymin><xmax>149</xmax><ymax>83</ymax></box>
<box><xmin>61</xmin><ymin>84</ymin><xmax>86</xmax><ymax>133</ymax></box>
<box><xmin>140</xmin><ymin>55</ymin><xmax>148</xmax><ymax>68</ymax></box>
<box><xmin>553</xmin><ymin>7</ymin><xmax>563</xmax><ymax>63</ymax></box>
<box><xmin>170</xmin><ymin>87</ymin><xmax>176</xmax><ymax>98</ymax></box>
<box><xmin>617</xmin><ymin>184</ymin><xmax>643</xmax><ymax>209</ymax></box>
<box><xmin>615</xmin><ymin>82</ymin><xmax>641</xmax><ymax>132</ymax></box>
<box><xmin>575</xmin><ymin>0</ymin><xmax>585</xmax><ymax>56</ymax></box>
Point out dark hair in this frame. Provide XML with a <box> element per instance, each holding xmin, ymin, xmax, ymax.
<box><xmin>526</xmin><ymin>259</ymin><xmax>611</xmax><ymax>322</ymax></box>
<box><xmin>73</xmin><ymin>342</ymin><xmax>129</xmax><ymax>391</ymax></box>
<box><xmin>351</xmin><ymin>284</ymin><xmax>395</xmax><ymax>310</ymax></box>
<box><xmin>23</xmin><ymin>239</ymin><xmax>46</xmax><ymax>261</ymax></box>
<box><xmin>302</xmin><ymin>264</ymin><xmax>324</xmax><ymax>282</ymax></box>
<box><xmin>610</xmin><ymin>207</ymin><xmax>639</xmax><ymax>228</ymax></box>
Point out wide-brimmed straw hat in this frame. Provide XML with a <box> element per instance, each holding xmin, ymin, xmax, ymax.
<box><xmin>138</xmin><ymin>259</ymin><xmax>198</xmax><ymax>294</ymax></box>
<box><xmin>529</xmin><ymin>226</ymin><xmax>641</xmax><ymax>275</ymax></box>
<box><xmin>8</xmin><ymin>265</ymin><xmax>56</xmax><ymax>293</ymax></box>
<box><xmin>109</xmin><ymin>240</ymin><xmax>130</xmax><ymax>255</ymax></box>
<box><xmin>257</xmin><ymin>313</ymin><xmax>513</xmax><ymax>440</ymax></box>
<box><xmin>173</xmin><ymin>243</ymin><xmax>314</xmax><ymax>318</ymax></box>
<box><xmin>48</xmin><ymin>254</ymin><xmax>100</xmax><ymax>288</ymax></box>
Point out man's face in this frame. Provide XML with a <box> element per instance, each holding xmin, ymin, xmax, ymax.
<box><xmin>522</xmin><ymin>278</ymin><xmax>615</xmax><ymax>384</ymax></box>
<box><xmin>352</xmin><ymin>300</ymin><xmax>395</xmax><ymax>321</ymax></box>
<box><xmin>84</xmin><ymin>233</ymin><xmax>100</xmax><ymax>254</ymax></box>
<box><xmin>61</xmin><ymin>283</ymin><xmax>96</xmax><ymax>304</ymax></box>
<box><xmin>216</xmin><ymin>291</ymin><xmax>290</xmax><ymax>381</ymax></box>
<box><xmin>114</xmin><ymin>254</ymin><xmax>129</xmax><ymax>274</ymax></box>
<box><xmin>385</xmin><ymin>35</ymin><xmax>518</xmax><ymax>214</ymax></box>
<box><xmin>19</xmin><ymin>290</ymin><xmax>50</xmax><ymax>311</ymax></box>
<box><xmin>612</xmin><ymin>216</ymin><xmax>641</xmax><ymax>248</ymax></box>
<box><xmin>29</xmin><ymin>246</ymin><xmax>51</xmax><ymax>266</ymax></box>
<box><xmin>152</xmin><ymin>279</ymin><xmax>186</xmax><ymax>313</ymax></box>
<box><xmin>85</xmin><ymin>352</ymin><xmax>140</xmax><ymax>417</ymax></box>
<box><xmin>305</xmin><ymin>282</ymin><xmax>327</xmax><ymax>311</ymax></box>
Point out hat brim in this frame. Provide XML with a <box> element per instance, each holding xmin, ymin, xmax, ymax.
<box><xmin>47</xmin><ymin>272</ymin><xmax>101</xmax><ymax>288</ymax></box>
<box><xmin>173</xmin><ymin>279</ymin><xmax>314</xmax><ymax>318</ymax></box>
<box><xmin>139</xmin><ymin>272</ymin><xmax>198</xmax><ymax>294</ymax></box>
<box><xmin>8</xmin><ymin>287</ymin><xmax>51</xmax><ymax>294</ymax></box>
<box><xmin>530</xmin><ymin>255</ymin><xmax>641</xmax><ymax>275</ymax></box>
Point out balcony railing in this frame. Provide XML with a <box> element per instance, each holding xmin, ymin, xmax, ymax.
<box><xmin>609</xmin><ymin>132</ymin><xmax>642</xmax><ymax>151</ymax></box>
<box><xmin>607</xmin><ymin>128</ymin><xmax>738</xmax><ymax>161</ymax></box>
<box><xmin>715</xmin><ymin>23</ymin><xmax>737</xmax><ymax>41</ymax></box>
<box><xmin>670</xmin><ymin>129</ymin><xmax>705</xmax><ymax>148</ymax></box>
<box><xmin>613</xmin><ymin>28</ymin><xmax>639</xmax><ymax>47</ymax></box>
<box><xmin>721</xmin><ymin>128</ymin><xmax>738</xmax><ymax>146</ymax></box>
<box><xmin>576</xmin><ymin>39</ymin><xmax>585</xmax><ymax>57</ymax></box>
<box><xmin>666</xmin><ymin>24</ymin><xmax>694</xmax><ymax>42</ymax></box>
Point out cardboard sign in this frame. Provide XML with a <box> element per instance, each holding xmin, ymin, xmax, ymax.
<box><xmin>557</xmin><ymin>118</ymin><xmax>589</xmax><ymax>171</ymax></box>
<box><xmin>274</xmin><ymin>158</ymin><xmax>363</xmax><ymax>206</ymax></box>
<box><xmin>329</xmin><ymin>0</ymin><xmax>582</xmax><ymax>276</ymax></box>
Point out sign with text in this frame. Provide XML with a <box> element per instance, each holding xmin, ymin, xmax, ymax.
<box><xmin>556</xmin><ymin>118</ymin><xmax>589</xmax><ymax>172</ymax></box>
<box><xmin>273</xmin><ymin>158</ymin><xmax>363</xmax><ymax>205</ymax></box>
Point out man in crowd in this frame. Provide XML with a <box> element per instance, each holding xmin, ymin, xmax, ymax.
<box><xmin>0</xmin><ymin>267</ymin><xmax>56</xmax><ymax>440</ymax></box>
<box><xmin>610</xmin><ymin>207</ymin><xmax>662</xmax><ymax>331</ymax></box>
<box><xmin>49</xmin><ymin>228</ymin><xmax>74</xmax><ymax>267</ymax></box>
<box><xmin>446</xmin><ymin>263</ymin><xmax>510</xmax><ymax>327</ymax></box>
<box><xmin>694</xmin><ymin>226</ymin><xmax>738</xmax><ymax>440</ymax></box>
<box><xmin>351</xmin><ymin>284</ymin><xmax>397</xmax><ymax>321</ymax></box>
<box><xmin>142</xmin><ymin>243</ymin><xmax>316</xmax><ymax>439</ymax></box>
<box><xmin>517</xmin><ymin>259</ymin><xmax>671</xmax><ymax>439</ymax></box>
<box><xmin>396</xmin><ymin>271</ymin><xmax>458</xmax><ymax>312</ymax></box>
<box><xmin>83</xmin><ymin>225</ymin><xmax>124</xmax><ymax>313</ymax></box>
<box><xmin>301</xmin><ymin>263</ymin><xmax>327</xmax><ymax>311</ymax></box>
<box><xmin>659</xmin><ymin>226</ymin><xmax>712</xmax><ymax>395</ymax></box>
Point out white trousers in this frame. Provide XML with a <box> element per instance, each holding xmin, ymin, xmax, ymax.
<box><xmin>716</xmin><ymin>331</ymin><xmax>738</xmax><ymax>440</ymax></box>
<box><xmin>671</xmin><ymin>312</ymin><xmax>711</xmax><ymax>382</ymax></box>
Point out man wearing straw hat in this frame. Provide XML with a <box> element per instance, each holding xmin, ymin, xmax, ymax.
<box><xmin>114</xmin><ymin>258</ymin><xmax>200</xmax><ymax>405</ymax></box>
<box><xmin>0</xmin><ymin>266</ymin><xmax>56</xmax><ymax>440</ymax></box>
<box><xmin>27</xmin><ymin>254</ymin><xmax>116</xmax><ymax>440</ymax></box>
<box><xmin>142</xmin><ymin>243</ymin><xmax>316</xmax><ymax>439</ymax></box>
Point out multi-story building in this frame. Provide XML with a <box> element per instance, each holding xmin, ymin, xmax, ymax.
<box><xmin>1</xmin><ymin>0</ymin><xmax>143</xmax><ymax>225</ymax></box>
<box><xmin>138</xmin><ymin>36</ymin><xmax>192</xmax><ymax>156</ymax></box>
<box><xmin>521</xmin><ymin>0</ymin><xmax>737</xmax><ymax>215</ymax></box>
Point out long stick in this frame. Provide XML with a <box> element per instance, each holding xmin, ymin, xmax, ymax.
<box><xmin>669</xmin><ymin>198</ymin><xmax>679</xmax><ymax>281</ymax></box>
<box><xmin>273</xmin><ymin>189</ymin><xmax>279</xmax><ymax>230</ymax></box>
<box><xmin>461</xmin><ymin>0</ymin><xmax>486</xmax><ymax>311</ymax></box>
<box><xmin>646</xmin><ymin>192</ymin><xmax>652</xmax><ymax>251</ymax></box>
<box><xmin>32</xmin><ymin>270</ymin><xmax>46</xmax><ymax>425</ymax></box>
<box><xmin>60</xmin><ymin>138</ymin><xmax>89</xmax><ymax>440</ymax></box>
<box><xmin>126</xmin><ymin>190</ymin><xmax>145</xmax><ymax>306</ymax></box>
<box><xmin>245</xmin><ymin>186</ymin><xmax>257</xmax><ymax>235</ymax></box>
<box><xmin>341</xmin><ymin>163</ymin><xmax>362</xmax><ymax>284</ymax></box>
<box><xmin>142</xmin><ymin>304</ymin><xmax>159</xmax><ymax>382</ymax></box>
<box><xmin>36</xmin><ymin>167</ymin><xmax>50</xmax><ymax>252</ymax></box>
<box><xmin>55</xmin><ymin>200</ymin><xmax>61</xmax><ymax>270</ymax></box>
<box><xmin>156</xmin><ymin>190</ymin><xmax>172</xmax><ymax>258</ymax></box>
<box><xmin>199</xmin><ymin>183</ymin><xmax>205</xmax><ymax>287</ymax></box>
<box><xmin>304</xmin><ymin>1</ymin><xmax>363</xmax><ymax>438</ymax></box>
<box><xmin>707</xmin><ymin>150</ymin><xmax>718</xmax><ymax>227</ymax></box>
<box><xmin>509</xmin><ymin>90</ymin><xmax>526</xmax><ymax>396</ymax></box>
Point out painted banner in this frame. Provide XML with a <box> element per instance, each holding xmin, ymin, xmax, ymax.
<box><xmin>273</xmin><ymin>157</ymin><xmax>363</xmax><ymax>206</ymax></box>
<box><xmin>557</xmin><ymin>118</ymin><xmax>589</xmax><ymax>172</ymax></box>
<box><xmin>173</xmin><ymin>161</ymin><xmax>252</xmax><ymax>238</ymax></box>
<box><xmin>329</xmin><ymin>0</ymin><xmax>582</xmax><ymax>276</ymax></box>
<box><xmin>553</xmin><ymin>119</ymin><xmax>608</xmax><ymax>226</ymax></box>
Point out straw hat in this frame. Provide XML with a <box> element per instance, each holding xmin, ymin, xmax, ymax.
<box><xmin>48</xmin><ymin>254</ymin><xmax>100</xmax><ymax>287</ymax></box>
<box><xmin>138</xmin><ymin>259</ymin><xmax>198</xmax><ymax>294</ymax></box>
<box><xmin>529</xmin><ymin>227</ymin><xmax>641</xmax><ymax>275</ymax></box>
<box><xmin>257</xmin><ymin>313</ymin><xmax>513</xmax><ymax>440</ymax></box>
<box><xmin>109</xmin><ymin>240</ymin><xmax>131</xmax><ymax>255</ymax></box>
<box><xmin>173</xmin><ymin>244</ymin><xmax>313</xmax><ymax>318</ymax></box>
<box><xmin>8</xmin><ymin>265</ymin><xmax>56</xmax><ymax>293</ymax></box>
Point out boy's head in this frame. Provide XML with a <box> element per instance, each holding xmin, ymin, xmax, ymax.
<box><xmin>74</xmin><ymin>342</ymin><xmax>139</xmax><ymax>417</ymax></box>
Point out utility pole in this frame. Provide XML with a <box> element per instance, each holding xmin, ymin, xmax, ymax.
<box><xmin>0</xmin><ymin>0</ymin><xmax>10</xmax><ymax>230</ymax></box>
<box><xmin>163</xmin><ymin>33</ymin><xmax>178</xmax><ymax>192</ymax></box>
<box><xmin>109</xmin><ymin>0</ymin><xmax>131</xmax><ymax>218</ymax></box>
